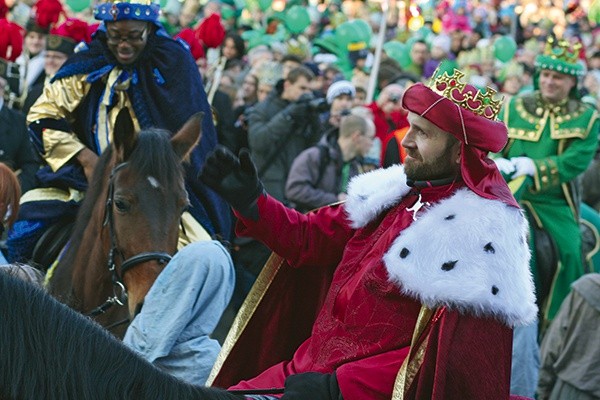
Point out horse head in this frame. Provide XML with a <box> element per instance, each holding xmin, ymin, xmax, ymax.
<box><xmin>48</xmin><ymin>109</ymin><xmax>203</xmax><ymax>335</ymax></box>
<box><xmin>106</xmin><ymin>109</ymin><xmax>203</xmax><ymax>317</ymax></box>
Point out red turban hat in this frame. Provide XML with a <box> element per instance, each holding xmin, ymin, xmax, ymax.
<box><xmin>402</xmin><ymin>69</ymin><xmax>519</xmax><ymax>208</ymax></box>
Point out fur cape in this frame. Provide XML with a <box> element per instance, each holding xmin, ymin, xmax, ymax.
<box><xmin>345</xmin><ymin>164</ymin><xmax>538</xmax><ymax>328</ymax></box>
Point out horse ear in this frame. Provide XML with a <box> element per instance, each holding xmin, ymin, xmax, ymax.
<box><xmin>113</xmin><ymin>108</ymin><xmax>136</xmax><ymax>161</ymax></box>
<box><xmin>171</xmin><ymin>112</ymin><xmax>203</xmax><ymax>160</ymax></box>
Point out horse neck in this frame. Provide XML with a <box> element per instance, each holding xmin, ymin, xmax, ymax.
<box><xmin>48</xmin><ymin>168</ymin><xmax>114</xmax><ymax>309</ymax></box>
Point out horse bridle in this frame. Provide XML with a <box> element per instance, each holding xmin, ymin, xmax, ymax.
<box><xmin>87</xmin><ymin>162</ymin><xmax>172</xmax><ymax>319</ymax></box>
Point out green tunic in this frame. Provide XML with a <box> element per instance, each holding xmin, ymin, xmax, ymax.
<box><xmin>500</xmin><ymin>91</ymin><xmax>599</xmax><ymax>322</ymax></box>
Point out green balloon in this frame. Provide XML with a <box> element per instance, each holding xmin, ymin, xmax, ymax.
<box><xmin>285</xmin><ymin>5</ymin><xmax>311</xmax><ymax>34</ymax></box>
<box><xmin>66</xmin><ymin>0</ymin><xmax>90</xmax><ymax>12</ymax></box>
<box><xmin>383</xmin><ymin>41</ymin><xmax>411</xmax><ymax>69</ymax></box>
<box><xmin>494</xmin><ymin>36</ymin><xmax>517</xmax><ymax>63</ymax></box>
<box><xmin>257</xmin><ymin>0</ymin><xmax>270</xmax><ymax>12</ymax></box>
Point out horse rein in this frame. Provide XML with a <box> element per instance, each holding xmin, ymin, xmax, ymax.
<box><xmin>87</xmin><ymin>162</ymin><xmax>172</xmax><ymax>319</ymax></box>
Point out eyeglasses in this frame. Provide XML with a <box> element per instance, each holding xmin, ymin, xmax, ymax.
<box><xmin>106</xmin><ymin>29</ymin><xmax>148</xmax><ymax>45</ymax></box>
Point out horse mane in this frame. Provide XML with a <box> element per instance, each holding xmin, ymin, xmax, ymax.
<box><xmin>0</xmin><ymin>271</ymin><xmax>240</xmax><ymax>400</ymax></box>
<box><xmin>126</xmin><ymin>128</ymin><xmax>185</xmax><ymax>193</ymax></box>
<box><xmin>59</xmin><ymin>128</ymin><xmax>185</xmax><ymax>274</ymax></box>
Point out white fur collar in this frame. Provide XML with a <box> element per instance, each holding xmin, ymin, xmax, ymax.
<box><xmin>382</xmin><ymin>188</ymin><xmax>537</xmax><ymax>327</ymax></box>
<box><xmin>345</xmin><ymin>164</ymin><xmax>410</xmax><ymax>228</ymax></box>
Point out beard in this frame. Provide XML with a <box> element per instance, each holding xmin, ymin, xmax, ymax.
<box><xmin>404</xmin><ymin>150</ymin><xmax>460</xmax><ymax>181</ymax></box>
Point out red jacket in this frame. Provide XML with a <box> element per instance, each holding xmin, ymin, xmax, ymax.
<box><xmin>221</xmin><ymin>178</ymin><xmax>516</xmax><ymax>399</ymax></box>
<box><xmin>365</xmin><ymin>102</ymin><xmax>408</xmax><ymax>165</ymax></box>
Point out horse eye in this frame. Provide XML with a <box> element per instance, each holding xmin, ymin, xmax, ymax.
<box><xmin>114</xmin><ymin>199</ymin><xmax>130</xmax><ymax>212</ymax></box>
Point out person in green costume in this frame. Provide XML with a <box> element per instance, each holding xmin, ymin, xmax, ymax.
<box><xmin>495</xmin><ymin>37</ymin><xmax>599</xmax><ymax>325</ymax></box>
<box><xmin>495</xmin><ymin>37</ymin><xmax>600</xmax><ymax>398</ymax></box>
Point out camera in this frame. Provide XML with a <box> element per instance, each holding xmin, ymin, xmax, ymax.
<box><xmin>297</xmin><ymin>93</ymin><xmax>330</xmax><ymax>113</ymax></box>
<box><xmin>307</xmin><ymin>98</ymin><xmax>330</xmax><ymax>113</ymax></box>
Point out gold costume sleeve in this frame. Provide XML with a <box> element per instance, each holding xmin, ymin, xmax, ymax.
<box><xmin>27</xmin><ymin>75</ymin><xmax>92</xmax><ymax>172</ymax></box>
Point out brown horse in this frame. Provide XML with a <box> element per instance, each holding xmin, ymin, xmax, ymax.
<box><xmin>47</xmin><ymin>109</ymin><xmax>202</xmax><ymax>338</ymax></box>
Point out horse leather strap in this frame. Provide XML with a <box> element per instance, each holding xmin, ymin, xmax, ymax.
<box><xmin>99</xmin><ymin>161</ymin><xmax>174</xmax><ymax>307</ymax></box>
<box><xmin>120</xmin><ymin>252</ymin><xmax>172</xmax><ymax>277</ymax></box>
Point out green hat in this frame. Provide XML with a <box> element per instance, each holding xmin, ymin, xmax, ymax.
<box><xmin>534</xmin><ymin>37</ymin><xmax>584</xmax><ymax>77</ymax></box>
<box><xmin>534</xmin><ymin>37</ymin><xmax>584</xmax><ymax>98</ymax></box>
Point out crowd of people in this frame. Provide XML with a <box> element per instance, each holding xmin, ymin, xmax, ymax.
<box><xmin>1</xmin><ymin>0</ymin><xmax>600</xmax><ymax>399</ymax></box>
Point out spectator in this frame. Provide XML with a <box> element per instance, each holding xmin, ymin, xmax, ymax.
<box><xmin>220</xmin><ymin>31</ymin><xmax>245</xmax><ymax>72</ymax></box>
<box><xmin>22</xmin><ymin>19</ymin><xmax>86</xmax><ymax>115</ymax></box>
<box><xmin>537</xmin><ymin>274</ymin><xmax>600</xmax><ymax>400</ymax></box>
<box><xmin>285</xmin><ymin>113</ymin><xmax>374</xmax><ymax>212</ymax></box>
<box><xmin>320</xmin><ymin>80</ymin><xmax>355</xmax><ymax>131</ymax></box>
<box><xmin>365</xmin><ymin>83</ymin><xmax>409</xmax><ymax>164</ymax></box>
<box><xmin>247</xmin><ymin>65</ymin><xmax>320</xmax><ymax>203</ymax></box>
<box><xmin>404</xmin><ymin>40</ymin><xmax>430</xmax><ymax>79</ymax></box>
<box><xmin>15</xmin><ymin>17</ymin><xmax>48</xmax><ymax>101</ymax></box>
<box><xmin>0</xmin><ymin>76</ymin><xmax>38</xmax><ymax>193</ymax></box>
<box><xmin>230</xmin><ymin>73</ymin><xmax>259</xmax><ymax>154</ymax></box>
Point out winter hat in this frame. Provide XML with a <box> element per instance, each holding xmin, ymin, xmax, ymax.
<box><xmin>195</xmin><ymin>13</ymin><xmax>225</xmax><ymax>49</ymax></box>
<box><xmin>29</xmin><ymin>0</ymin><xmax>65</xmax><ymax>32</ymax></box>
<box><xmin>326</xmin><ymin>80</ymin><xmax>355</xmax><ymax>104</ymax></box>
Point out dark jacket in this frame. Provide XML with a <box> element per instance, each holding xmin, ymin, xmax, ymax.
<box><xmin>285</xmin><ymin>130</ymin><xmax>363</xmax><ymax>212</ymax></box>
<box><xmin>0</xmin><ymin>104</ymin><xmax>39</xmax><ymax>192</ymax></box>
<box><xmin>247</xmin><ymin>90</ymin><xmax>321</xmax><ymax>202</ymax></box>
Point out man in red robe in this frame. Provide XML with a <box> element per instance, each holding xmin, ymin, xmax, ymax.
<box><xmin>201</xmin><ymin>67</ymin><xmax>537</xmax><ymax>399</ymax></box>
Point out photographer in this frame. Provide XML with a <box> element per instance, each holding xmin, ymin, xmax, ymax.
<box><xmin>229</xmin><ymin>66</ymin><xmax>321</xmax><ymax>302</ymax></box>
<box><xmin>285</xmin><ymin>112</ymin><xmax>375</xmax><ymax>213</ymax></box>
<box><xmin>285</xmin><ymin>81</ymin><xmax>361</xmax><ymax>212</ymax></box>
<box><xmin>247</xmin><ymin>65</ymin><xmax>321</xmax><ymax>202</ymax></box>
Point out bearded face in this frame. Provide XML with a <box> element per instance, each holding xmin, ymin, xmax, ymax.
<box><xmin>402</xmin><ymin>113</ymin><xmax>461</xmax><ymax>181</ymax></box>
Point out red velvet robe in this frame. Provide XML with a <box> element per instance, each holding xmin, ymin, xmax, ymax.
<box><xmin>216</xmin><ymin>182</ymin><xmax>513</xmax><ymax>399</ymax></box>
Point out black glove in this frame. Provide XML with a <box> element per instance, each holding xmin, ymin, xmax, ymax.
<box><xmin>285</xmin><ymin>101</ymin><xmax>309</xmax><ymax>120</ymax></box>
<box><xmin>281</xmin><ymin>372</ymin><xmax>343</xmax><ymax>400</ymax></box>
<box><xmin>200</xmin><ymin>146</ymin><xmax>264</xmax><ymax>220</ymax></box>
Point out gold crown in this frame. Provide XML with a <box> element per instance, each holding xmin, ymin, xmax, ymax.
<box><xmin>543</xmin><ymin>37</ymin><xmax>581</xmax><ymax>65</ymax></box>
<box><xmin>427</xmin><ymin>67</ymin><xmax>503</xmax><ymax>121</ymax></box>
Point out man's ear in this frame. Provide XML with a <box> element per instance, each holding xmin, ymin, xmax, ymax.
<box><xmin>452</xmin><ymin>141</ymin><xmax>462</xmax><ymax>165</ymax></box>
